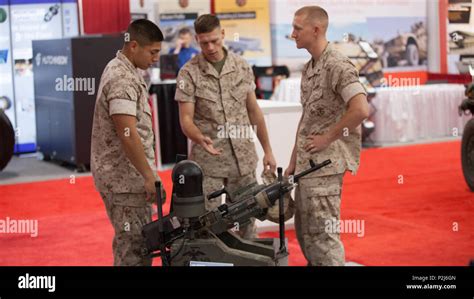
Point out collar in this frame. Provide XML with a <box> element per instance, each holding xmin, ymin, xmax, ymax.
<box><xmin>305</xmin><ymin>42</ymin><xmax>331</xmax><ymax>79</ymax></box>
<box><xmin>198</xmin><ymin>47</ymin><xmax>237</xmax><ymax>79</ymax></box>
<box><xmin>116</xmin><ymin>50</ymin><xmax>146</xmax><ymax>85</ymax></box>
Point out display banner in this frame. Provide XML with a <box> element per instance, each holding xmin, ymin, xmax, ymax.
<box><xmin>271</xmin><ymin>0</ymin><xmax>428</xmax><ymax>73</ymax></box>
<box><xmin>8</xmin><ymin>0</ymin><xmax>79</xmax><ymax>153</ymax></box>
<box><xmin>0</xmin><ymin>0</ymin><xmax>16</xmax><ymax>131</ymax></box>
<box><xmin>215</xmin><ymin>0</ymin><xmax>272</xmax><ymax>66</ymax></box>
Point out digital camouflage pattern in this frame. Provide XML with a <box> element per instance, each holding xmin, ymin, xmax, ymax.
<box><xmin>91</xmin><ymin>51</ymin><xmax>157</xmax><ymax>194</ymax></box>
<box><xmin>91</xmin><ymin>51</ymin><xmax>158</xmax><ymax>266</ymax></box>
<box><xmin>295</xmin><ymin>174</ymin><xmax>345</xmax><ymax>266</ymax></box>
<box><xmin>175</xmin><ymin>49</ymin><xmax>258</xmax><ymax>178</ymax></box>
<box><xmin>295</xmin><ymin>43</ymin><xmax>367</xmax><ymax>178</ymax></box>
<box><xmin>100</xmin><ymin>193</ymin><xmax>152</xmax><ymax>266</ymax></box>
<box><xmin>295</xmin><ymin>43</ymin><xmax>367</xmax><ymax>266</ymax></box>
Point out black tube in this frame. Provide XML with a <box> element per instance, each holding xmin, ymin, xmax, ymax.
<box><xmin>277</xmin><ymin>167</ymin><xmax>286</xmax><ymax>253</ymax></box>
<box><xmin>293</xmin><ymin>159</ymin><xmax>332</xmax><ymax>182</ymax></box>
<box><xmin>155</xmin><ymin>181</ymin><xmax>169</xmax><ymax>266</ymax></box>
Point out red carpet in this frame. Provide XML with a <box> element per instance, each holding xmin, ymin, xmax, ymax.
<box><xmin>1</xmin><ymin>141</ymin><xmax>473</xmax><ymax>266</ymax></box>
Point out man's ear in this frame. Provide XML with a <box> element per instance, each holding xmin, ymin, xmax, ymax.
<box><xmin>221</xmin><ymin>28</ymin><xmax>225</xmax><ymax>39</ymax></box>
<box><xmin>313</xmin><ymin>25</ymin><xmax>319</xmax><ymax>37</ymax></box>
<box><xmin>129</xmin><ymin>40</ymin><xmax>139</xmax><ymax>52</ymax></box>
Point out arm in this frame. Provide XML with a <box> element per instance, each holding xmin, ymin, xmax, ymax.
<box><xmin>178</xmin><ymin>101</ymin><xmax>222</xmax><ymax>155</ymax></box>
<box><xmin>111</xmin><ymin>114</ymin><xmax>157</xmax><ymax>200</ymax></box>
<box><xmin>304</xmin><ymin>93</ymin><xmax>369</xmax><ymax>153</ymax></box>
<box><xmin>246</xmin><ymin>91</ymin><xmax>276</xmax><ymax>172</ymax></box>
<box><xmin>284</xmin><ymin>114</ymin><xmax>303</xmax><ymax>177</ymax></box>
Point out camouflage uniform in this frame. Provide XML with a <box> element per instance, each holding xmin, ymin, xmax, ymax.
<box><xmin>91</xmin><ymin>51</ymin><xmax>157</xmax><ymax>266</ymax></box>
<box><xmin>295</xmin><ymin>43</ymin><xmax>367</xmax><ymax>266</ymax></box>
<box><xmin>175</xmin><ymin>49</ymin><xmax>258</xmax><ymax>239</ymax></box>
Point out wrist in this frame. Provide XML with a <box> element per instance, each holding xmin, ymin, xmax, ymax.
<box><xmin>263</xmin><ymin>148</ymin><xmax>273</xmax><ymax>156</ymax></box>
<box><xmin>144</xmin><ymin>171</ymin><xmax>156</xmax><ymax>181</ymax></box>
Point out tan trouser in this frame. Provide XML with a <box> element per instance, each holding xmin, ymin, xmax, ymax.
<box><xmin>294</xmin><ymin>174</ymin><xmax>345</xmax><ymax>266</ymax></box>
<box><xmin>202</xmin><ymin>172</ymin><xmax>258</xmax><ymax>239</ymax></box>
<box><xmin>100</xmin><ymin>193</ymin><xmax>152</xmax><ymax>266</ymax></box>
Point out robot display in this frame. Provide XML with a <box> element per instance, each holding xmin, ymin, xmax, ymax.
<box><xmin>142</xmin><ymin>159</ymin><xmax>331</xmax><ymax>266</ymax></box>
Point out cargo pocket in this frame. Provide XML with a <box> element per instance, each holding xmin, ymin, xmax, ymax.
<box><xmin>305</xmin><ymin>176</ymin><xmax>343</xmax><ymax>234</ymax></box>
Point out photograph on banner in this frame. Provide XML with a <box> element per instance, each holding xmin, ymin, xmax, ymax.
<box><xmin>157</xmin><ymin>0</ymin><xmax>210</xmax><ymax>53</ymax></box>
<box><xmin>0</xmin><ymin>0</ymin><xmax>16</xmax><ymax>127</ymax></box>
<box><xmin>156</xmin><ymin>0</ymin><xmax>210</xmax><ymax>78</ymax></box>
<box><xmin>271</xmin><ymin>0</ymin><xmax>427</xmax><ymax>73</ymax></box>
<box><xmin>215</xmin><ymin>0</ymin><xmax>272</xmax><ymax>66</ymax></box>
<box><xmin>447</xmin><ymin>0</ymin><xmax>474</xmax><ymax>74</ymax></box>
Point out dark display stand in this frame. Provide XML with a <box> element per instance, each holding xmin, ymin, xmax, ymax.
<box><xmin>33</xmin><ymin>35</ymin><xmax>123</xmax><ymax>171</ymax></box>
<box><xmin>149</xmin><ymin>82</ymin><xmax>188</xmax><ymax>165</ymax></box>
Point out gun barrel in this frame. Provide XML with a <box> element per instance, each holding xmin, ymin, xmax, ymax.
<box><xmin>293</xmin><ymin>159</ymin><xmax>331</xmax><ymax>182</ymax></box>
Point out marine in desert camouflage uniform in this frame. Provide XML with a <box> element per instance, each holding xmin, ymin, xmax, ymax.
<box><xmin>285</xmin><ymin>6</ymin><xmax>369</xmax><ymax>266</ymax></box>
<box><xmin>91</xmin><ymin>20</ymin><xmax>164</xmax><ymax>266</ymax></box>
<box><xmin>175</xmin><ymin>14</ymin><xmax>276</xmax><ymax>239</ymax></box>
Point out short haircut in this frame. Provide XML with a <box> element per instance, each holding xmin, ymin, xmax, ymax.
<box><xmin>178</xmin><ymin>27</ymin><xmax>192</xmax><ymax>36</ymax></box>
<box><xmin>194</xmin><ymin>14</ymin><xmax>220</xmax><ymax>34</ymax></box>
<box><xmin>295</xmin><ymin>6</ymin><xmax>329</xmax><ymax>32</ymax></box>
<box><xmin>126</xmin><ymin>19</ymin><xmax>164</xmax><ymax>46</ymax></box>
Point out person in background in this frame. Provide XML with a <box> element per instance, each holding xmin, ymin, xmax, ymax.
<box><xmin>169</xmin><ymin>27</ymin><xmax>199</xmax><ymax>71</ymax></box>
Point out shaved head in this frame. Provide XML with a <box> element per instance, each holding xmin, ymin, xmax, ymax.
<box><xmin>295</xmin><ymin>6</ymin><xmax>329</xmax><ymax>33</ymax></box>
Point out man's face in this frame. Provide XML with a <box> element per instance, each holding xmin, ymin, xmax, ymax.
<box><xmin>196</xmin><ymin>27</ymin><xmax>225</xmax><ymax>62</ymax></box>
<box><xmin>179</xmin><ymin>32</ymin><xmax>193</xmax><ymax>48</ymax></box>
<box><xmin>291</xmin><ymin>14</ymin><xmax>316</xmax><ymax>50</ymax></box>
<box><xmin>133</xmin><ymin>41</ymin><xmax>161</xmax><ymax>70</ymax></box>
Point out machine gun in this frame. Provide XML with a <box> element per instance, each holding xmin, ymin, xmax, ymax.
<box><xmin>142</xmin><ymin>159</ymin><xmax>331</xmax><ymax>266</ymax></box>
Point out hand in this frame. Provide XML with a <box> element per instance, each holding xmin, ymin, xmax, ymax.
<box><xmin>199</xmin><ymin>135</ymin><xmax>222</xmax><ymax>155</ymax></box>
<box><xmin>304</xmin><ymin>134</ymin><xmax>331</xmax><ymax>153</ymax></box>
<box><xmin>144</xmin><ymin>176</ymin><xmax>157</xmax><ymax>203</ymax></box>
<box><xmin>284</xmin><ymin>162</ymin><xmax>295</xmax><ymax>177</ymax></box>
<box><xmin>263</xmin><ymin>152</ymin><xmax>277</xmax><ymax>173</ymax></box>
<box><xmin>174</xmin><ymin>38</ymin><xmax>184</xmax><ymax>53</ymax></box>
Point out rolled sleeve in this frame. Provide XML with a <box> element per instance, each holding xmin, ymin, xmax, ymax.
<box><xmin>106</xmin><ymin>77</ymin><xmax>139</xmax><ymax>115</ymax></box>
<box><xmin>332</xmin><ymin>61</ymin><xmax>367</xmax><ymax>103</ymax></box>
<box><xmin>341</xmin><ymin>82</ymin><xmax>367</xmax><ymax>103</ymax></box>
<box><xmin>109</xmin><ymin>99</ymin><xmax>137</xmax><ymax>116</ymax></box>
<box><xmin>175</xmin><ymin>69</ymin><xmax>196</xmax><ymax>103</ymax></box>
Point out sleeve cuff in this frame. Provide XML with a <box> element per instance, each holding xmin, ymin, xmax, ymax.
<box><xmin>341</xmin><ymin>82</ymin><xmax>367</xmax><ymax>103</ymax></box>
<box><xmin>175</xmin><ymin>89</ymin><xmax>195</xmax><ymax>103</ymax></box>
<box><xmin>109</xmin><ymin>99</ymin><xmax>137</xmax><ymax>116</ymax></box>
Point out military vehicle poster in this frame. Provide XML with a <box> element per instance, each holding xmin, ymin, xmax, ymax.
<box><xmin>271</xmin><ymin>0</ymin><xmax>428</xmax><ymax>73</ymax></box>
<box><xmin>215</xmin><ymin>0</ymin><xmax>272</xmax><ymax>66</ymax></box>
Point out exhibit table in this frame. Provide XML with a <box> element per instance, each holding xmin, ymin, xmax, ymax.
<box><xmin>271</xmin><ymin>78</ymin><xmax>470</xmax><ymax>144</ymax></box>
<box><xmin>370</xmin><ymin>84</ymin><xmax>469</xmax><ymax>144</ymax></box>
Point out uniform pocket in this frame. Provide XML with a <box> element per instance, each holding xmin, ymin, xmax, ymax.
<box><xmin>230</xmin><ymin>87</ymin><xmax>248</xmax><ymax>103</ymax></box>
<box><xmin>195</xmin><ymin>87</ymin><xmax>218</xmax><ymax>103</ymax></box>
<box><xmin>309</xmin><ymin>183</ymin><xmax>341</xmax><ymax>197</ymax></box>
